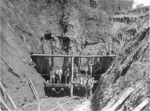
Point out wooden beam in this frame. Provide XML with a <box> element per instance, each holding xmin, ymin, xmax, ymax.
<box><xmin>70</xmin><ymin>55</ymin><xmax>74</xmax><ymax>97</ymax></box>
<box><xmin>28</xmin><ymin>79</ymin><xmax>39</xmax><ymax>102</ymax></box>
<box><xmin>102</xmin><ymin>87</ymin><xmax>134</xmax><ymax>111</ymax></box>
<box><xmin>79</xmin><ymin>57</ymin><xmax>81</xmax><ymax>73</ymax></box>
<box><xmin>45</xmin><ymin>83</ymin><xmax>70</xmax><ymax>88</ymax></box>
<box><xmin>0</xmin><ymin>82</ymin><xmax>17</xmax><ymax>109</ymax></box>
<box><xmin>57</xmin><ymin>103</ymin><xmax>66</xmax><ymax>111</ymax></box>
<box><xmin>31</xmin><ymin>54</ymin><xmax>72</xmax><ymax>57</ymax></box>
<box><xmin>31</xmin><ymin>54</ymin><xmax>116</xmax><ymax>58</ymax></box>
<box><xmin>132</xmin><ymin>98</ymin><xmax>149</xmax><ymax>111</ymax></box>
<box><xmin>0</xmin><ymin>98</ymin><xmax>11</xmax><ymax>111</ymax></box>
<box><xmin>110</xmin><ymin>87</ymin><xmax>134</xmax><ymax>111</ymax></box>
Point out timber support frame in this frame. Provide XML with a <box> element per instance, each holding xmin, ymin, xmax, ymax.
<box><xmin>31</xmin><ymin>54</ymin><xmax>116</xmax><ymax>97</ymax></box>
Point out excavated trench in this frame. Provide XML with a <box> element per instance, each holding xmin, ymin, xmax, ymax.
<box><xmin>2</xmin><ymin>0</ymin><xmax>149</xmax><ymax>110</ymax></box>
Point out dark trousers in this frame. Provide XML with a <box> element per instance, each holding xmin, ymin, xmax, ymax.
<box><xmin>86</xmin><ymin>85</ymin><xmax>92</xmax><ymax>98</ymax></box>
<box><xmin>79</xmin><ymin>85</ymin><xmax>86</xmax><ymax>98</ymax></box>
<box><xmin>56</xmin><ymin>75</ymin><xmax>62</xmax><ymax>83</ymax></box>
<box><xmin>65</xmin><ymin>76</ymin><xmax>70</xmax><ymax>83</ymax></box>
<box><xmin>50</xmin><ymin>76</ymin><xmax>55</xmax><ymax>83</ymax></box>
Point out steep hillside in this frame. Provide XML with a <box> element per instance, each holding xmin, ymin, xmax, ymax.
<box><xmin>91</xmin><ymin>7</ymin><xmax>150</xmax><ymax>111</ymax></box>
<box><xmin>0</xmin><ymin>0</ymin><xmax>46</xmax><ymax>108</ymax></box>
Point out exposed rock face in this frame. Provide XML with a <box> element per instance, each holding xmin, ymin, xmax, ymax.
<box><xmin>1</xmin><ymin>0</ymin><xmax>136</xmax><ymax>109</ymax></box>
<box><xmin>91</xmin><ymin>7</ymin><xmax>150</xmax><ymax>111</ymax></box>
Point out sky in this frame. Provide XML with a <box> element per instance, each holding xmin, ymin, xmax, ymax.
<box><xmin>133</xmin><ymin>0</ymin><xmax>150</xmax><ymax>8</ymax></box>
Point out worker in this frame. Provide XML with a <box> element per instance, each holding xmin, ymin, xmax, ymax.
<box><xmin>88</xmin><ymin>60</ymin><xmax>94</xmax><ymax>76</ymax></box>
<box><xmin>86</xmin><ymin>76</ymin><xmax>93</xmax><ymax>98</ymax></box>
<box><xmin>79</xmin><ymin>76</ymin><xmax>86</xmax><ymax>98</ymax></box>
<box><xmin>74</xmin><ymin>65</ymin><xmax>79</xmax><ymax>78</ymax></box>
<box><xmin>64</xmin><ymin>68</ymin><xmax>70</xmax><ymax>84</ymax></box>
<box><xmin>49</xmin><ymin>67</ymin><xmax>56</xmax><ymax>83</ymax></box>
<box><xmin>56</xmin><ymin>67</ymin><xmax>62</xmax><ymax>83</ymax></box>
<box><xmin>85</xmin><ymin>66</ymin><xmax>88</xmax><ymax>76</ymax></box>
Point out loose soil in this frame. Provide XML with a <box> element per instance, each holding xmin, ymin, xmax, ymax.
<box><xmin>21</xmin><ymin>96</ymin><xmax>88</xmax><ymax>111</ymax></box>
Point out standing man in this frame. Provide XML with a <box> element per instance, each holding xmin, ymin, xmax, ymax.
<box><xmin>79</xmin><ymin>76</ymin><xmax>86</xmax><ymax>98</ymax></box>
<box><xmin>74</xmin><ymin>66</ymin><xmax>79</xmax><ymax>79</ymax></box>
<box><xmin>86</xmin><ymin>76</ymin><xmax>93</xmax><ymax>98</ymax></box>
<box><xmin>49</xmin><ymin>66</ymin><xmax>56</xmax><ymax>83</ymax></box>
<box><xmin>56</xmin><ymin>67</ymin><xmax>62</xmax><ymax>83</ymax></box>
<box><xmin>88</xmin><ymin>60</ymin><xmax>94</xmax><ymax>76</ymax></box>
<box><xmin>85</xmin><ymin>66</ymin><xmax>88</xmax><ymax>76</ymax></box>
<box><xmin>64</xmin><ymin>68</ymin><xmax>70</xmax><ymax>84</ymax></box>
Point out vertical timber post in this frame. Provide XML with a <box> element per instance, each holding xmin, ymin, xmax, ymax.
<box><xmin>70</xmin><ymin>54</ymin><xmax>74</xmax><ymax>97</ymax></box>
<box><xmin>51</xmin><ymin>46</ymin><xmax>54</xmax><ymax>67</ymax></box>
<box><xmin>79</xmin><ymin>57</ymin><xmax>81</xmax><ymax>74</ymax></box>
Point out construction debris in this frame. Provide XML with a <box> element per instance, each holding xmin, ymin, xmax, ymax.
<box><xmin>28</xmin><ymin>79</ymin><xmax>39</xmax><ymax>102</ymax></box>
<box><xmin>0</xmin><ymin>98</ymin><xmax>11</xmax><ymax>111</ymax></box>
<box><xmin>101</xmin><ymin>87</ymin><xmax>134</xmax><ymax>111</ymax></box>
<box><xmin>132</xmin><ymin>98</ymin><xmax>149</xmax><ymax>111</ymax></box>
<box><xmin>0</xmin><ymin>82</ymin><xmax>17</xmax><ymax>109</ymax></box>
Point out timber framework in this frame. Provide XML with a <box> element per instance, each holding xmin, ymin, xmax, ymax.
<box><xmin>31</xmin><ymin>54</ymin><xmax>117</xmax><ymax>97</ymax></box>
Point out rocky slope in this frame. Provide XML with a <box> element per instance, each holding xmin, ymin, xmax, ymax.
<box><xmin>1</xmin><ymin>0</ymin><xmax>138</xmax><ymax>109</ymax></box>
<box><xmin>91</xmin><ymin>7</ymin><xmax>150</xmax><ymax>111</ymax></box>
<box><xmin>0</xmin><ymin>0</ymin><xmax>46</xmax><ymax>108</ymax></box>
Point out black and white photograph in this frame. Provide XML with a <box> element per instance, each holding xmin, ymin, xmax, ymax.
<box><xmin>0</xmin><ymin>0</ymin><xmax>150</xmax><ymax>111</ymax></box>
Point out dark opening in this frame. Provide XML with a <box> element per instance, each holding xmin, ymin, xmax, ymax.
<box><xmin>58</xmin><ymin>36</ymin><xmax>70</xmax><ymax>54</ymax></box>
<box><xmin>92</xmin><ymin>57</ymin><xmax>115</xmax><ymax>92</ymax></box>
<box><xmin>31</xmin><ymin>56</ymin><xmax>49</xmax><ymax>74</ymax></box>
<box><xmin>44</xmin><ymin>33</ymin><xmax>54</xmax><ymax>40</ymax></box>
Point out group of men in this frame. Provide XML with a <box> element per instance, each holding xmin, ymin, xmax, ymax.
<box><xmin>49</xmin><ymin>60</ymin><xmax>94</xmax><ymax>98</ymax></box>
<box><xmin>75</xmin><ymin>74</ymin><xmax>94</xmax><ymax>98</ymax></box>
<box><xmin>49</xmin><ymin>66</ymin><xmax>70</xmax><ymax>84</ymax></box>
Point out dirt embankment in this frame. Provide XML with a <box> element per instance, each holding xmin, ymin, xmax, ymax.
<box><xmin>91</xmin><ymin>7</ymin><xmax>150</xmax><ymax>111</ymax></box>
<box><xmin>1</xmin><ymin>0</ymin><xmax>46</xmax><ymax>108</ymax></box>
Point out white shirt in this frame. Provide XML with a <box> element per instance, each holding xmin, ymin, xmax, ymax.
<box><xmin>56</xmin><ymin>69</ymin><xmax>62</xmax><ymax>76</ymax></box>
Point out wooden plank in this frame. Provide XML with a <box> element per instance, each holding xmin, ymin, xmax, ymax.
<box><xmin>0</xmin><ymin>98</ymin><xmax>11</xmax><ymax>111</ymax></box>
<box><xmin>70</xmin><ymin>55</ymin><xmax>74</xmax><ymax>97</ymax></box>
<box><xmin>102</xmin><ymin>87</ymin><xmax>134</xmax><ymax>111</ymax></box>
<box><xmin>31</xmin><ymin>54</ymin><xmax>72</xmax><ymax>57</ymax></box>
<box><xmin>110</xmin><ymin>87</ymin><xmax>134</xmax><ymax>111</ymax></box>
<box><xmin>28</xmin><ymin>79</ymin><xmax>39</xmax><ymax>102</ymax></box>
<box><xmin>132</xmin><ymin>98</ymin><xmax>149</xmax><ymax>111</ymax></box>
<box><xmin>57</xmin><ymin>103</ymin><xmax>66</xmax><ymax>111</ymax></box>
<box><xmin>71</xmin><ymin>55</ymin><xmax>74</xmax><ymax>83</ymax></box>
<box><xmin>0</xmin><ymin>82</ymin><xmax>17</xmax><ymax>109</ymax></box>
<box><xmin>31</xmin><ymin>54</ymin><xmax>116</xmax><ymax>58</ymax></box>
<box><xmin>45</xmin><ymin>83</ymin><xmax>70</xmax><ymax>88</ymax></box>
<box><xmin>79</xmin><ymin>57</ymin><xmax>81</xmax><ymax>73</ymax></box>
<box><xmin>101</xmin><ymin>99</ymin><xmax>117</xmax><ymax>111</ymax></box>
